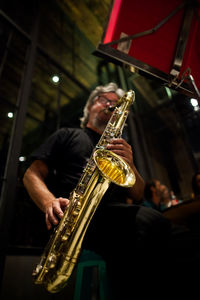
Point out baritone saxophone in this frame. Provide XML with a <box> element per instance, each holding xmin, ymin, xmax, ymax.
<box><xmin>32</xmin><ymin>90</ymin><xmax>136</xmax><ymax>293</ymax></box>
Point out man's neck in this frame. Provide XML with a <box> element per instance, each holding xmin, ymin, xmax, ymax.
<box><xmin>86</xmin><ymin>124</ymin><xmax>104</xmax><ymax>135</ymax></box>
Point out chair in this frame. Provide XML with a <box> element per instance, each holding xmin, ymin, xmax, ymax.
<box><xmin>73</xmin><ymin>250</ymin><xmax>108</xmax><ymax>300</ymax></box>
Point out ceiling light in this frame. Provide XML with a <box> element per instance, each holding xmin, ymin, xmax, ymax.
<box><xmin>7</xmin><ymin>112</ymin><xmax>13</xmax><ymax>118</ymax></box>
<box><xmin>19</xmin><ymin>156</ymin><xmax>26</xmax><ymax>162</ymax></box>
<box><xmin>52</xmin><ymin>75</ymin><xmax>60</xmax><ymax>83</ymax></box>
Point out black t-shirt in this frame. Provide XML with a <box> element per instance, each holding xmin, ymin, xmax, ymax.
<box><xmin>31</xmin><ymin>127</ymin><xmax>126</xmax><ymax>204</ymax></box>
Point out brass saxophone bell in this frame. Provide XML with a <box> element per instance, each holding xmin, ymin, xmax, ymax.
<box><xmin>93</xmin><ymin>149</ymin><xmax>136</xmax><ymax>187</ymax></box>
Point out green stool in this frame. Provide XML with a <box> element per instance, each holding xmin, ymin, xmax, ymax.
<box><xmin>73</xmin><ymin>250</ymin><xmax>108</xmax><ymax>300</ymax></box>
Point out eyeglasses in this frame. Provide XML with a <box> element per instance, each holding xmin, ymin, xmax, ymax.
<box><xmin>96</xmin><ymin>96</ymin><xmax>118</xmax><ymax>106</ymax></box>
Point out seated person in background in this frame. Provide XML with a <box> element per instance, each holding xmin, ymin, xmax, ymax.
<box><xmin>191</xmin><ymin>171</ymin><xmax>200</xmax><ymax>200</ymax></box>
<box><xmin>143</xmin><ymin>179</ymin><xmax>180</xmax><ymax>211</ymax></box>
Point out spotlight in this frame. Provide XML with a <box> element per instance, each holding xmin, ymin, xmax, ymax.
<box><xmin>8</xmin><ymin>112</ymin><xmax>13</xmax><ymax>118</ymax></box>
<box><xmin>19</xmin><ymin>156</ymin><xmax>26</xmax><ymax>162</ymax></box>
<box><xmin>52</xmin><ymin>75</ymin><xmax>60</xmax><ymax>83</ymax></box>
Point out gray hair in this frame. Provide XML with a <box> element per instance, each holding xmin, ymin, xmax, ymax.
<box><xmin>80</xmin><ymin>82</ymin><xmax>125</xmax><ymax>128</ymax></box>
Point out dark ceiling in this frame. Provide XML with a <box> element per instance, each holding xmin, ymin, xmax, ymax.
<box><xmin>0</xmin><ymin>0</ymin><xmax>114</xmax><ymax>148</ymax></box>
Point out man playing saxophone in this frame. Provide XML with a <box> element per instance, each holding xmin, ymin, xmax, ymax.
<box><xmin>23</xmin><ymin>82</ymin><xmax>171</xmax><ymax>298</ymax></box>
<box><xmin>23</xmin><ymin>82</ymin><xmax>145</xmax><ymax>230</ymax></box>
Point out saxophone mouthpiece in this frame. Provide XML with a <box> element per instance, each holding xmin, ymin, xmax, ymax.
<box><xmin>104</xmin><ymin>106</ymin><xmax>115</xmax><ymax>114</ymax></box>
<box><xmin>108</xmin><ymin>106</ymin><xmax>115</xmax><ymax>112</ymax></box>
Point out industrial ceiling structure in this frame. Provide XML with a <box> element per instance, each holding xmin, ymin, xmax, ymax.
<box><xmin>0</xmin><ymin>0</ymin><xmax>112</xmax><ymax>147</ymax></box>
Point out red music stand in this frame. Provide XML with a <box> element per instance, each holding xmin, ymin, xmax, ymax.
<box><xmin>94</xmin><ymin>0</ymin><xmax>200</xmax><ymax>100</ymax></box>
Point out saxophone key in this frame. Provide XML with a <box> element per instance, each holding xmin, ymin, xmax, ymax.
<box><xmin>61</xmin><ymin>227</ymin><xmax>72</xmax><ymax>241</ymax></box>
<box><xmin>32</xmin><ymin>264</ymin><xmax>42</xmax><ymax>276</ymax></box>
<box><xmin>72</xmin><ymin>208</ymin><xmax>81</xmax><ymax>217</ymax></box>
<box><xmin>46</xmin><ymin>254</ymin><xmax>57</xmax><ymax>269</ymax></box>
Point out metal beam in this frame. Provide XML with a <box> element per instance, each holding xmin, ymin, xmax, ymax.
<box><xmin>0</xmin><ymin>4</ymin><xmax>39</xmax><ymax>250</ymax></box>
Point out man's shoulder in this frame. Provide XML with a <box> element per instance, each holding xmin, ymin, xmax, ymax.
<box><xmin>55</xmin><ymin>127</ymin><xmax>89</xmax><ymax>142</ymax></box>
<box><xmin>55</xmin><ymin>127</ymin><xmax>83</xmax><ymax>137</ymax></box>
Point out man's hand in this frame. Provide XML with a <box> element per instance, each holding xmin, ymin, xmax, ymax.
<box><xmin>106</xmin><ymin>138</ymin><xmax>134</xmax><ymax>168</ymax></box>
<box><xmin>45</xmin><ymin>197</ymin><xmax>70</xmax><ymax>230</ymax></box>
<box><xmin>107</xmin><ymin>138</ymin><xmax>145</xmax><ymax>202</ymax></box>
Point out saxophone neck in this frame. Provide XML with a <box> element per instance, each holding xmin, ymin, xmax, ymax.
<box><xmin>108</xmin><ymin>90</ymin><xmax>135</xmax><ymax>111</ymax></box>
<box><xmin>97</xmin><ymin>89</ymin><xmax>135</xmax><ymax>148</ymax></box>
<box><xmin>118</xmin><ymin>90</ymin><xmax>135</xmax><ymax>107</ymax></box>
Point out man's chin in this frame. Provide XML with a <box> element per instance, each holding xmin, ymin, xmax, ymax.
<box><xmin>98</xmin><ymin>116</ymin><xmax>110</xmax><ymax>125</ymax></box>
<box><xmin>92</xmin><ymin>120</ymin><xmax>107</xmax><ymax>133</ymax></box>
<box><xmin>99</xmin><ymin>111</ymin><xmax>111</xmax><ymax>121</ymax></box>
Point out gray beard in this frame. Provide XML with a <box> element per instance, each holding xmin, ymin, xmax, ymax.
<box><xmin>92</xmin><ymin>118</ymin><xmax>107</xmax><ymax>133</ymax></box>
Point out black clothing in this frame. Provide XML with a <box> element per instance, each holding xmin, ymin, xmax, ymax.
<box><xmin>31</xmin><ymin>127</ymin><xmax>97</xmax><ymax>198</ymax></box>
<box><xmin>30</xmin><ymin>127</ymin><xmax>200</xmax><ymax>298</ymax></box>
<box><xmin>31</xmin><ymin>127</ymin><xmax>127</xmax><ymax>205</ymax></box>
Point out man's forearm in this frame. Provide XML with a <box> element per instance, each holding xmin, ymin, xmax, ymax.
<box><xmin>23</xmin><ymin>163</ymin><xmax>70</xmax><ymax>230</ymax></box>
<box><xmin>127</xmin><ymin>167</ymin><xmax>145</xmax><ymax>203</ymax></box>
<box><xmin>23</xmin><ymin>168</ymin><xmax>56</xmax><ymax>213</ymax></box>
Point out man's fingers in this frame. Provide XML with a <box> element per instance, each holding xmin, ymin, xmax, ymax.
<box><xmin>58</xmin><ymin>197</ymin><xmax>70</xmax><ymax>209</ymax></box>
<box><xmin>47</xmin><ymin>206</ymin><xmax>59</xmax><ymax>225</ymax></box>
<box><xmin>45</xmin><ymin>213</ymin><xmax>52</xmax><ymax>230</ymax></box>
<box><xmin>45</xmin><ymin>197</ymin><xmax>70</xmax><ymax>230</ymax></box>
<box><xmin>53</xmin><ymin>205</ymin><xmax>64</xmax><ymax>218</ymax></box>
